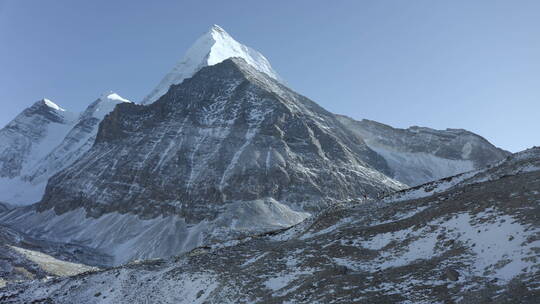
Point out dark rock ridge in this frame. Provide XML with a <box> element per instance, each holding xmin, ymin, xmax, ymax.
<box><xmin>336</xmin><ymin>115</ymin><xmax>510</xmax><ymax>186</ymax></box>
<box><xmin>39</xmin><ymin>58</ymin><xmax>404</xmax><ymax>221</ymax></box>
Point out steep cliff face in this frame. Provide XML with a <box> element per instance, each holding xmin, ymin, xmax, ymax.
<box><xmin>336</xmin><ymin>115</ymin><xmax>510</xmax><ymax>186</ymax></box>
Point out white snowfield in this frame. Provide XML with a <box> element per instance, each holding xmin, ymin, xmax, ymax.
<box><xmin>0</xmin><ymin>93</ymin><xmax>131</xmax><ymax>206</ymax></box>
<box><xmin>141</xmin><ymin>24</ymin><xmax>283</xmax><ymax>104</ymax></box>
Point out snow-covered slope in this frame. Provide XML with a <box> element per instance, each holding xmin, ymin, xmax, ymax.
<box><xmin>141</xmin><ymin>25</ymin><xmax>283</xmax><ymax>104</ymax></box>
<box><xmin>336</xmin><ymin>116</ymin><xmax>510</xmax><ymax>186</ymax></box>
<box><xmin>0</xmin><ymin>93</ymin><xmax>131</xmax><ymax>206</ymax></box>
<box><xmin>3</xmin><ymin>147</ymin><xmax>538</xmax><ymax>303</ymax></box>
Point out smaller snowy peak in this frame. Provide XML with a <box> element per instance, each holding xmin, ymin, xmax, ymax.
<box><xmin>82</xmin><ymin>92</ymin><xmax>132</xmax><ymax>121</ymax></box>
<box><xmin>30</xmin><ymin>99</ymin><xmax>65</xmax><ymax>113</ymax></box>
<box><xmin>41</xmin><ymin>99</ymin><xmax>65</xmax><ymax>112</ymax></box>
<box><xmin>141</xmin><ymin>24</ymin><xmax>283</xmax><ymax>104</ymax></box>
<box><xmin>100</xmin><ymin>92</ymin><xmax>131</xmax><ymax>103</ymax></box>
<box><xmin>24</xmin><ymin>99</ymin><xmax>76</xmax><ymax>123</ymax></box>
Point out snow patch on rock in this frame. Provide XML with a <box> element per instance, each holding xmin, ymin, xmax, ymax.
<box><xmin>42</xmin><ymin>99</ymin><xmax>65</xmax><ymax>112</ymax></box>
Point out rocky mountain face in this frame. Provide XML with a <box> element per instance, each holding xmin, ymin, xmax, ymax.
<box><xmin>2</xmin><ymin>147</ymin><xmax>538</xmax><ymax>304</ymax></box>
<box><xmin>45</xmin><ymin>58</ymin><xmax>401</xmax><ymax>217</ymax></box>
<box><xmin>0</xmin><ymin>94</ymin><xmax>131</xmax><ymax>206</ymax></box>
<box><xmin>336</xmin><ymin>115</ymin><xmax>510</xmax><ymax>186</ymax></box>
<box><xmin>0</xmin><ymin>58</ymin><xmax>404</xmax><ymax>265</ymax></box>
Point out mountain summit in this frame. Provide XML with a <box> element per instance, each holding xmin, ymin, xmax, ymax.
<box><xmin>141</xmin><ymin>25</ymin><xmax>283</xmax><ymax>104</ymax></box>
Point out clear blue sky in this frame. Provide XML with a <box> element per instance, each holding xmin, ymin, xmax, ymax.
<box><xmin>1</xmin><ymin>0</ymin><xmax>538</xmax><ymax>152</ymax></box>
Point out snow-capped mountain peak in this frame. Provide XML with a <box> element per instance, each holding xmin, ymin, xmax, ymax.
<box><xmin>41</xmin><ymin>98</ymin><xmax>66</xmax><ymax>112</ymax></box>
<box><xmin>141</xmin><ymin>24</ymin><xmax>283</xmax><ymax>104</ymax></box>
<box><xmin>100</xmin><ymin>91</ymin><xmax>131</xmax><ymax>103</ymax></box>
<box><xmin>0</xmin><ymin>93</ymin><xmax>132</xmax><ymax>206</ymax></box>
<box><xmin>86</xmin><ymin>92</ymin><xmax>132</xmax><ymax>120</ymax></box>
<box><xmin>27</xmin><ymin>99</ymin><xmax>77</xmax><ymax>124</ymax></box>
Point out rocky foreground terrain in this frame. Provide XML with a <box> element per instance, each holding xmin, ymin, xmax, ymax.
<box><xmin>1</xmin><ymin>147</ymin><xmax>537</xmax><ymax>303</ymax></box>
